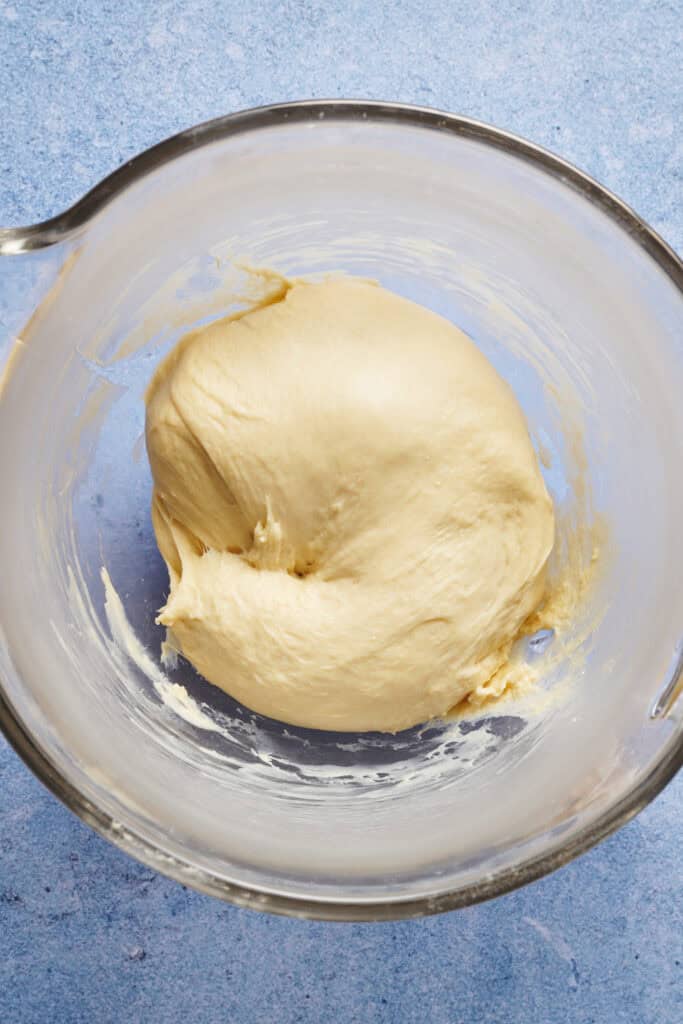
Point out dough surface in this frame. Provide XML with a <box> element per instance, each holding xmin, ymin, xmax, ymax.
<box><xmin>145</xmin><ymin>277</ymin><xmax>554</xmax><ymax>732</ymax></box>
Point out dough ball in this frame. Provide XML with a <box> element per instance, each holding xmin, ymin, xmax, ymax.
<box><xmin>145</xmin><ymin>277</ymin><xmax>554</xmax><ymax>732</ymax></box>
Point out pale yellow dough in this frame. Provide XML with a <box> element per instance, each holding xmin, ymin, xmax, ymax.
<box><xmin>145</xmin><ymin>277</ymin><xmax>554</xmax><ymax>732</ymax></box>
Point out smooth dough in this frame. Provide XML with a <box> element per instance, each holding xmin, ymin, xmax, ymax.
<box><xmin>145</xmin><ymin>277</ymin><xmax>554</xmax><ymax>732</ymax></box>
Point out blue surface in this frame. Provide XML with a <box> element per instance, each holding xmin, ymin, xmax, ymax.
<box><xmin>1</xmin><ymin>2</ymin><xmax>682</xmax><ymax>1022</ymax></box>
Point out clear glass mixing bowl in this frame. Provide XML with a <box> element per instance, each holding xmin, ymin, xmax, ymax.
<box><xmin>1</xmin><ymin>101</ymin><xmax>681</xmax><ymax>920</ymax></box>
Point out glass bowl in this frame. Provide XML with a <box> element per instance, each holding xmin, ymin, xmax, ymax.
<box><xmin>1</xmin><ymin>101</ymin><xmax>681</xmax><ymax>921</ymax></box>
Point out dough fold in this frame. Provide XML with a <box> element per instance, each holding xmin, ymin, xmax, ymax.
<box><xmin>145</xmin><ymin>277</ymin><xmax>554</xmax><ymax>732</ymax></box>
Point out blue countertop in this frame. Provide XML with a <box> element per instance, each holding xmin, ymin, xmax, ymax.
<box><xmin>1</xmin><ymin>3</ymin><xmax>681</xmax><ymax>1022</ymax></box>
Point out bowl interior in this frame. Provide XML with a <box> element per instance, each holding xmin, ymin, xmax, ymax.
<box><xmin>1</xmin><ymin>109</ymin><xmax>682</xmax><ymax>913</ymax></box>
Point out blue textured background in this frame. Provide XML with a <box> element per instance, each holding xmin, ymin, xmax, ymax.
<box><xmin>1</xmin><ymin>2</ymin><xmax>681</xmax><ymax>1022</ymax></box>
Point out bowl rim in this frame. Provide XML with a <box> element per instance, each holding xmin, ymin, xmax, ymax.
<box><xmin>1</xmin><ymin>99</ymin><xmax>681</xmax><ymax>921</ymax></box>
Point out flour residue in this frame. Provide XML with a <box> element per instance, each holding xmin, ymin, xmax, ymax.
<box><xmin>101</xmin><ymin>567</ymin><xmax>221</xmax><ymax>734</ymax></box>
